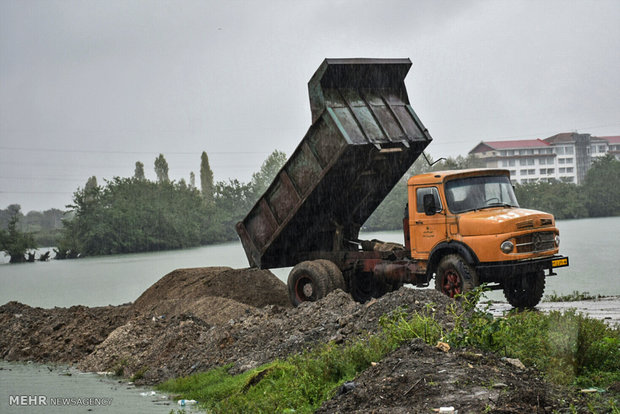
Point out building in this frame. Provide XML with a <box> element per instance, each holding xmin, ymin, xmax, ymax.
<box><xmin>469</xmin><ymin>132</ymin><xmax>619</xmax><ymax>185</ymax></box>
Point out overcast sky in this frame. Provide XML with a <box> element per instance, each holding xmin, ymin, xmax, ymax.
<box><xmin>1</xmin><ymin>0</ymin><xmax>619</xmax><ymax>212</ymax></box>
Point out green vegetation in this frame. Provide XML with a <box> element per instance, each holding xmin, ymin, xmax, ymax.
<box><xmin>544</xmin><ymin>291</ymin><xmax>605</xmax><ymax>302</ymax></box>
<box><xmin>157</xmin><ymin>288</ymin><xmax>620</xmax><ymax>412</ymax></box>
<box><xmin>0</xmin><ymin>205</ymin><xmax>37</xmax><ymax>262</ymax></box>
<box><xmin>51</xmin><ymin>150</ymin><xmax>286</xmax><ymax>257</ymax></box>
<box><xmin>0</xmin><ymin>205</ymin><xmax>63</xmax><ymax>247</ymax></box>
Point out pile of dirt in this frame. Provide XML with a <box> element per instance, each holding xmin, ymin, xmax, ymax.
<box><xmin>318</xmin><ymin>338</ymin><xmax>566</xmax><ymax>413</ymax></box>
<box><xmin>78</xmin><ymin>287</ymin><xmax>457</xmax><ymax>384</ymax></box>
<box><xmin>131</xmin><ymin>266</ymin><xmax>291</xmax><ymax>317</ymax></box>
<box><xmin>0</xmin><ymin>301</ymin><xmax>131</xmax><ymax>364</ymax></box>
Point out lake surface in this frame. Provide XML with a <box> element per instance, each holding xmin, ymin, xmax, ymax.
<box><xmin>1</xmin><ymin>216</ymin><xmax>619</xmax><ymax>308</ymax></box>
<box><xmin>0</xmin><ymin>362</ymin><xmax>180</xmax><ymax>413</ymax></box>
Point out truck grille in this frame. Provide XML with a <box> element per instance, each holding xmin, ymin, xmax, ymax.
<box><xmin>515</xmin><ymin>231</ymin><xmax>556</xmax><ymax>253</ymax></box>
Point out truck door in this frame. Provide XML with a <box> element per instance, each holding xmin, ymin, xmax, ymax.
<box><xmin>411</xmin><ymin>186</ymin><xmax>447</xmax><ymax>257</ymax></box>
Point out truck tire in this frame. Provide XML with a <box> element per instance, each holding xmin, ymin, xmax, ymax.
<box><xmin>315</xmin><ymin>259</ymin><xmax>346</xmax><ymax>292</ymax></box>
<box><xmin>434</xmin><ymin>254</ymin><xmax>478</xmax><ymax>298</ymax></box>
<box><xmin>350</xmin><ymin>272</ymin><xmax>388</xmax><ymax>303</ymax></box>
<box><xmin>287</xmin><ymin>261</ymin><xmax>331</xmax><ymax>307</ymax></box>
<box><xmin>503</xmin><ymin>271</ymin><xmax>545</xmax><ymax>309</ymax></box>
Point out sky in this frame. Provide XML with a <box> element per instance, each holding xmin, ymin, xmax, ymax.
<box><xmin>1</xmin><ymin>0</ymin><xmax>619</xmax><ymax>213</ymax></box>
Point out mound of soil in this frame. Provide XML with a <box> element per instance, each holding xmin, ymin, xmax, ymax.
<box><xmin>79</xmin><ymin>288</ymin><xmax>457</xmax><ymax>384</ymax></box>
<box><xmin>318</xmin><ymin>338</ymin><xmax>565</xmax><ymax>413</ymax></box>
<box><xmin>131</xmin><ymin>267</ymin><xmax>290</xmax><ymax>317</ymax></box>
<box><xmin>0</xmin><ymin>301</ymin><xmax>130</xmax><ymax>364</ymax></box>
<box><xmin>1</xmin><ymin>265</ymin><xmax>605</xmax><ymax>412</ymax></box>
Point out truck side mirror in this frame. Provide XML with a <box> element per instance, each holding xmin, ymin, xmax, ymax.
<box><xmin>423</xmin><ymin>193</ymin><xmax>437</xmax><ymax>216</ymax></box>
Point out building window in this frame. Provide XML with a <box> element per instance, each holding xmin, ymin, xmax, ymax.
<box><xmin>510</xmin><ymin>170</ymin><xmax>517</xmax><ymax>176</ymax></box>
<box><xmin>559</xmin><ymin>158</ymin><xmax>565</xmax><ymax>164</ymax></box>
<box><xmin>507</xmin><ymin>150</ymin><xmax>514</xmax><ymax>156</ymax></box>
<box><xmin>566</xmin><ymin>146</ymin><xmax>574</xmax><ymax>154</ymax></box>
<box><xmin>555</xmin><ymin>147</ymin><xmax>565</xmax><ymax>155</ymax></box>
<box><xmin>566</xmin><ymin>167</ymin><xmax>573</xmax><ymax>173</ymax></box>
<box><xmin>528</xmin><ymin>169</ymin><xmax>535</xmax><ymax>175</ymax></box>
<box><xmin>559</xmin><ymin>168</ymin><xmax>565</xmax><ymax>173</ymax></box>
<box><xmin>520</xmin><ymin>159</ymin><xmax>527</xmax><ymax>166</ymax></box>
<box><xmin>520</xmin><ymin>170</ymin><xmax>527</xmax><ymax>176</ymax></box>
<box><xmin>547</xmin><ymin>168</ymin><xmax>554</xmax><ymax>174</ymax></box>
<box><xmin>502</xmin><ymin>160</ymin><xmax>508</xmax><ymax>167</ymax></box>
<box><xmin>565</xmin><ymin>157</ymin><xmax>573</xmax><ymax>164</ymax></box>
<box><xmin>527</xmin><ymin>158</ymin><xmax>535</xmax><ymax>165</ymax></box>
<box><xmin>509</xmin><ymin>159</ymin><xmax>515</xmax><ymax>166</ymax></box>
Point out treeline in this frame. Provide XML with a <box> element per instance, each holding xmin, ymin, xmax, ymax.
<box><xmin>0</xmin><ymin>206</ymin><xmax>64</xmax><ymax>246</ymax></box>
<box><xmin>1</xmin><ymin>150</ymin><xmax>287</xmax><ymax>260</ymax></box>
<box><xmin>54</xmin><ymin>150</ymin><xmax>287</xmax><ymax>257</ymax></box>
<box><xmin>2</xmin><ymin>151</ymin><xmax>618</xmax><ymax>261</ymax></box>
<box><xmin>364</xmin><ymin>153</ymin><xmax>620</xmax><ymax>230</ymax></box>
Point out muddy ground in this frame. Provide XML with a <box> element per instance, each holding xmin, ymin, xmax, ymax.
<box><xmin>1</xmin><ymin>266</ymin><xmax>618</xmax><ymax>413</ymax></box>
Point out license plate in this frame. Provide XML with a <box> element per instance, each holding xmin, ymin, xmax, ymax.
<box><xmin>552</xmin><ymin>257</ymin><xmax>568</xmax><ymax>268</ymax></box>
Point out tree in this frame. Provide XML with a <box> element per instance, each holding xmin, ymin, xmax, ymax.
<box><xmin>200</xmin><ymin>151</ymin><xmax>214</xmax><ymax>205</ymax></box>
<box><xmin>249</xmin><ymin>150</ymin><xmax>287</xmax><ymax>201</ymax></box>
<box><xmin>0</xmin><ymin>205</ymin><xmax>37</xmax><ymax>263</ymax></box>
<box><xmin>211</xmin><ymin>179</ymin><xmax>254</xmax><ymax>241</ymax></box>
<box><xmin>134</xmin><ymin>161</ymin><xmax>145</xmax><ymax>180</ymax></box>
<box><xmin>154</xmin><ymin>154</ymin><xmax>169</xmax><ymax>183</ymax></box>
<box><xmin>584</xmin><ymin>154</ymin><xmax>620</xmax><ymax>217</ymax></box>
<box><xmin>189</xmin><ymin>171</ymin><xmax>196</xmax><ymax>188</ymax></box>
<box><xmin>58</xmin><ymin>177</ymin><xmax>208</xmax><ymax>256</ymax></box>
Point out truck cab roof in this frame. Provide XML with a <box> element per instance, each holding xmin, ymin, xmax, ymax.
<box><xmin>407</xmin><ymin>168</ymin><xmax>511</xmax><ymax>186</ymax></box>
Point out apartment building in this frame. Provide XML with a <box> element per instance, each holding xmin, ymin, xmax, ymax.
<box><xmin>469</xmin><ymin>132</ymin><xmax>619</xmax><ymax>185</ymax></box>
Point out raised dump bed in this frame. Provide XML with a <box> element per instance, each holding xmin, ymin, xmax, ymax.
<box><xmin>236</xmin><ymin>58</ymin><xmax>432</xmax><ymax>269</ymax></box>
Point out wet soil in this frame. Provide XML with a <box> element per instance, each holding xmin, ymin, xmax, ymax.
<box><xmin>1</xmin><ymin>266</ymin><xmax>618</xmax><ymax>412</ymax></box>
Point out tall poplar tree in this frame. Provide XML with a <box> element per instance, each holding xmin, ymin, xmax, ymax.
<box><xmin>154</xmin><ymin>154</ymin><xmax>169</xmax><ymax>183</ymax></box>
<box><xmin>200</xmin><ymin>151</ymin><xmax>214</xmax><ymax>204</ymax></box>
<box><xmin>134</xmin><ymin>161</ymin><xmax>145</xmax><ymax>180</ymax></box>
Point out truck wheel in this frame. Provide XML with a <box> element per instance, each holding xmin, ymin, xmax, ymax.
<box><xmin>350</xmin><ymin>272</ymin><xmax>387</xmax><ymax>303</ymax></box>
<box><xmin>434</xmin><ymin>254</ymin><xmax>478</xmax><ymax>298</ymax></box>
<box><xmin>315</xmin><ymin>259</ymin><xmax>346</xmax><ymax>292</ymax></box>
<box><xmin>287</xmin><ymin>261</ymin><xmax>331</xmax><ymax>307</ymax></box>
<box><xmin>503</xmin><ymin>271</ymin><xmax>545</xmax><ymax>309</ymax></box>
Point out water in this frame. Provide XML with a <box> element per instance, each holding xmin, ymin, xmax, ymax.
<box><xmin>0</xmin><ymin>217</ymin><xmax>619</xmax><ymax>308</ymax></box>
<box><xmin>0</xmin><ymin>362</ymin><xmax>176</xmax><ymax>413</ymax></box>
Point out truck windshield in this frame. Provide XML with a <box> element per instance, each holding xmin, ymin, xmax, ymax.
<box><xmin>444</xmin><ymin>175</ymin><xmax>519</xmax><ymax>213</ymax></box>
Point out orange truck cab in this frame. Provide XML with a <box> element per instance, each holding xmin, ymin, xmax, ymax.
<box><xmin>406</xmin><ymin>168</ymin><xmax>569</xmax><ymax>307</ymax></box>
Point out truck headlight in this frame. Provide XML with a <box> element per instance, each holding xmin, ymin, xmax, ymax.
<box><xmin>555</xmin><ymin>235</ymin><xmax>560</xmax><ymax>247</ymax></box>
<box><xmin>501</xmin><ymin>240</ymin><xmax>514</xmax><ymax>253</ymax></box>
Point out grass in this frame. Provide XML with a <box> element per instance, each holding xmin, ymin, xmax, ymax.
<box><xmin>157</xmin><ymin>288</ymin><xmax>620</xmax><ymax>413</ymax></box>
<box><xmin>544</xmin><ymin>290</ymin><xmax>605</xmax><ymax>302</ymax></box>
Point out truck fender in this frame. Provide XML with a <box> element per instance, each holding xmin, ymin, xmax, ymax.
<box><xmin>427</xmin><ymin>241</ymin><xmax>479</xmax><ymax>278</ymax></box>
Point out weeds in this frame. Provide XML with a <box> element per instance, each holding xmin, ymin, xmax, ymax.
<box><xmin>157</xmin><ymin>287</ymin><xmax>620</xmax><ymax>412</ymax></box>
<box><xmin>544</xmin><ymin>290</ymin><xmax>604</xmax><ymax>302</ymax></box>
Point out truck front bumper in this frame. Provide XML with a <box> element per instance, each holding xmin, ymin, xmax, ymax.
<box><xmin>475</xmin><ymin>255</ymin><xmax>569</xmax><ymax>283</ymax></box>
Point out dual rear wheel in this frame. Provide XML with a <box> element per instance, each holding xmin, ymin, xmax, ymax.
<box><xmin>287</xmin><ymin>260</ymin><xmax>345</xmax><ymax>307</ymax></box>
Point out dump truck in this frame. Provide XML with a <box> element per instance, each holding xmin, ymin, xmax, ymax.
<box><xmin>236</xmin><ymin>58</ymin><xmax>569</xmax><ymax>308</ymax></box>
